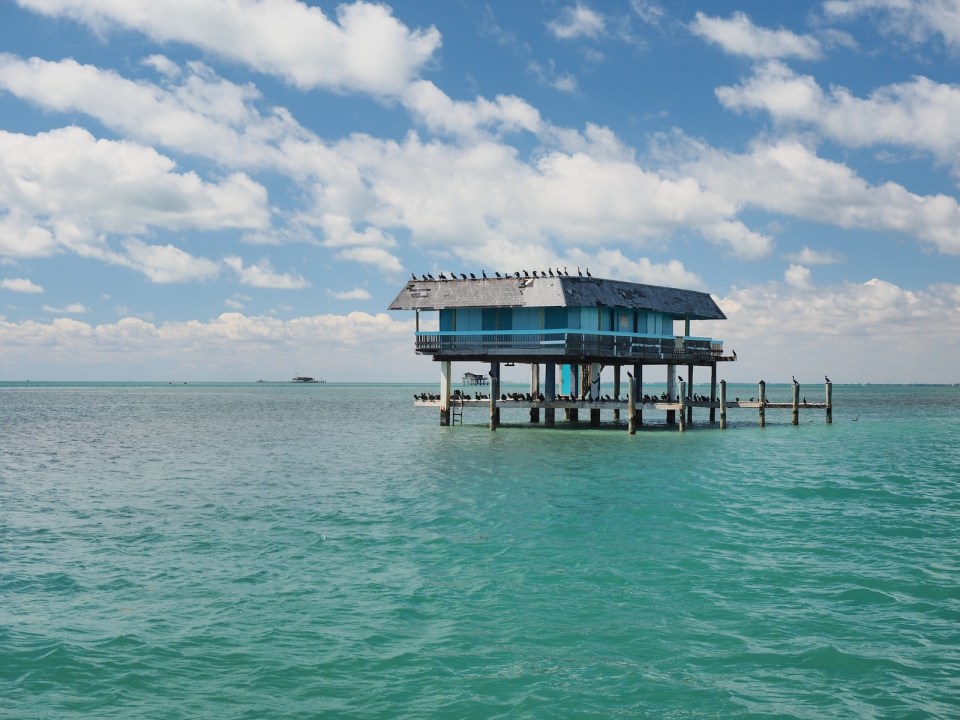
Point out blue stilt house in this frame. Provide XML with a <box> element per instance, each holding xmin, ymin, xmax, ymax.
<box><xmin>390</xmin><ymin>274</ymin><xmax>734</xmax><ymax>426</ymax></box>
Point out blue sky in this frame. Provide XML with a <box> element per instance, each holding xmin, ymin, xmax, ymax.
<box><xmin>0</xmin><ymin>0</ymin><xmax>958</xmax><ymax>383</ymax></box>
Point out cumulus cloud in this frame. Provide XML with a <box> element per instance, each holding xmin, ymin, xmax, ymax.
<box><xmin>823</xmin><ymin>0</ymin><xmax>960</xmax><ymax>48</ymax></box>
<box><xmin>327</xmin><ymin>287</ymin><xmax>371</xmax><ymax>300</ymax></box>
<box><xmin>784</xmin><ymin>245</ymin><xmax>845</xmax><ymax>265</ymax></box>
<box><xmin>690</xmin><ymin>11</ymin><xmax>823</xmax><ymax>60</ymax></box>
<box><xmin>1</xmin><ymin>277</ymin><xmax>44</xmax><ymax>293</ymax></box>
<box><xmin>717</xmin><ymin>62</ymin><xmax>960</xmax><ymax>168</ymax></box>
<box><xmin>0</xmin><ymin>126</ymin><xmax>269</xmax><ymax>240</ymax></box>
<box><xmin>717</xmin><ymin>277</ymin><xmax>960</xmax><ymax>382</ymax></box>
<box><xmin>0</xmin><ymin>55</ymin><xmax>317</xmax><ymax>173</ymax></box>
<box><xmin>42</xmin><ymin>302</ymin><xmax>88</xmax><ymax>314</ymax></box>
<box><xmin>14</xmin><ymin>0</ymin><xmax>441</xmax><ymax>97</ymax></box>
<box><xmin>671</xmin><ymin>135</ymin><xmax>960</xmax><ymax>255</ymax></box>
<box><xmin>784</xmin><ymin>263</ymin><xmax>813</xmax><ymax>289</ymax></box>
<box><xmin>122</xmin><ymin>239</ymin><xmax>221</xmax><ymax>284</ymax></box>
<box><xmin>548</xmin><ymin>4</ymin><xmax>606</xmax><ymax>40</ymax></box>
<box><xmin>223</xmin><ymin>255</ymin><xmax>310</xmax><ymax>289</ymax></box>
<box><xmin>0</xmin><ymin>310</ymin><xmax>416</xmax><ymax>380</ymax></box>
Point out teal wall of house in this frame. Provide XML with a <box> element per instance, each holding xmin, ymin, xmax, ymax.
<box><xmin>438</xmin><ymin>307</ymin><xmax>677</xmax><ymax>335</ymax></box>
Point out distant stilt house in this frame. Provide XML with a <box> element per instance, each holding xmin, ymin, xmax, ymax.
<box><xmin>390</xmin><ymin>274</ymin><xmax>739</xmax><ymax>429</ymax></box>
<box><xmin>462</xmin><ymin>372</ymin><xmax>488</xmax><ymax>385</ymax></box>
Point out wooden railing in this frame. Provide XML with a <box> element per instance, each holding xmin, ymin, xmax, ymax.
<box><xmin>415</xmin><ymin>329</ymin><xmax>723</xmax><ymax>361</ymax></box>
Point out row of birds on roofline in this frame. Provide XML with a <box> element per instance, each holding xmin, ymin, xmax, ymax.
<box><xmin>412</xmin><ymin>267</ymin><xmax>591</xmax><ymax>282</ymax></box>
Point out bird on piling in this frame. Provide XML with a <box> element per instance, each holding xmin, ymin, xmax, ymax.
<box><xmin>792</xmin><ymin>375</ymin><xmax>799</xmax><ymax>385</ymax></box>
<box><xmin>627</xmin><ymin>371</ymin><xmax>633</xmax><ymax>379</ymax></box>
<box><xmin>825</xmin><ymin>375</ymin><xmax>831</xmax><ymax>383</ymax></box>
<box><xmin>678</xmin><ymin>375</ymin><xmax>684</xmax><ymax>383</ymax></box>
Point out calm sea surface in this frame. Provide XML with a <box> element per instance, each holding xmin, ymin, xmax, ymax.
<box><xmin>2</xmin><ymin>382</ymin><xmax>958</xmax><ymax>718</ymax></box>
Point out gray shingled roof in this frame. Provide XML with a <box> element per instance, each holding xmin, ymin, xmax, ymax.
<box><xmin>389</xmin><ymin>276</ymin><xmax>726</xmax><ymax>320</ymax></box>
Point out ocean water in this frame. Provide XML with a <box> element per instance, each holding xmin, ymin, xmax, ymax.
<box><xmin>1</xmin><ymin>382</ymin><xmax>958</xmax><ymax>718</ymax></box>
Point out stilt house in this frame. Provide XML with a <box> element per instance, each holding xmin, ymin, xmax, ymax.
<box><xmin>390</xmin><ymin>274</ymin><xmax>735</xmax><ymax>427</ymax></box>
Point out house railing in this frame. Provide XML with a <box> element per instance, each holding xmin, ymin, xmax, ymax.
<box><xmin>415</xmin><ymin>329</ymin><xmax>723</xmax><ymax>360</ymax></box>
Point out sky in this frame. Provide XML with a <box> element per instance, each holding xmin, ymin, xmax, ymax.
<box><xmin>1</xmin><ymin>0</ymin><xmax>959</xmax><ymax>383</ymax></box>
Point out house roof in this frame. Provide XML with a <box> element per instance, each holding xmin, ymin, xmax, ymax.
<box><xmin>389</xmin><ymin>275</ymin><xmax>726</xmax><ymax>320</ymax></box>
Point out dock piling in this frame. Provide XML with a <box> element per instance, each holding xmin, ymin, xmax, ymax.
<box><xmin>719</xmin><ymin>379</ymin><xmax>727</xmax><ymax>429</ymax></box>
<box><xmin>826</xmin><ymin>381</ymin><xmax>833</xmax><ymax>424</ymax></box>
<box><xmin>678</xmin><ymin>381</ymin><xmax>686</xmax><ymax>432</ymax></box>
<box><xmin>759</xmin><ymin>380</ymin><xmax>766</xmax><ymax>428</ymax></box>
<box><xmin>628</xmin><ymin>376</ymin><xmax>637</xmax><ymax>435</ymax></box>
<box><xmin>792</xmin><ymin>382</ymin><xmax>800</xmax><ymax>425</ymax></box>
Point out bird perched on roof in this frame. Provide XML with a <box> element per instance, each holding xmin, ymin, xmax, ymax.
<box><xmin>732</xmin><ymin>349</ymin><xmax>737</xmax><ymax>359</ymax></box>
<box><xmin>586</xmin><ymin>268</ymin><xmax>592</xmax><ymax>277</ymax></box>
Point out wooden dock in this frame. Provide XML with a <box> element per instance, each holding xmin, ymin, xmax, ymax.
<box><xmin>414</xmin><ymin>379</ymin><xmax>833</xmax><ymax>432</ymax></box>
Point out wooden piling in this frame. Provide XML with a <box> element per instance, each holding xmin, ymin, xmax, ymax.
<box><xmin>758</xmin><ymin>380</ymin><xmax>766</xmax><ymax>428</ymax></box>
<box><xmin>529</xmin><ymin>363</ymin><xmax>540</xmax><ymax>424</ymax></box>
<box><xmin>628</xmin><ymin>376</ymin><xmax>636</xmax><ymax>435</ymax></box>
<box><xmin>719</xmin><ymin>379</ymin><xmax>727</xmax><ymax>429</ymax></box>
<box><xmin>613</xmin><ymin>365</ymin><xmax>621</xmax><ymax>421</ymax></box>
<box><xmin>826</xmin><ymin>381</ymin><xmax>833</xmax><ymax>424</ymax></box>
<box><xmin>489</xmin><ymin>362</ymin><xmax>499</xmax><ymax>431</ymax></box>
<box><xmin>686</xmin><ymin>363</ymin><xmax>694</xmax><ymax>425</ymax></box>
<box><xmin>545</xmin><ymin>362</ymin><xmax>556</xmax><ymax>427</ymax></box>
<box><xmin>678</xmin><ymin>381</ymin><xmax>686</xmax><ymax>432</ymax></box>
<box><xmin>440</xmin><ymin>360</ymin><xmax>451</xmax><ymax>426</ymax></box>
<box><xmin>710</xmin><ymin>364</ymin><xmax>718</xmax><ymax>424</ymax></box>
<box><xmin>792</xmin><ymin>382</ymin><xmax>800</xmax><ymax>425</ymax></box>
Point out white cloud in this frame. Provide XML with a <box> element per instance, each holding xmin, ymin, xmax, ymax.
<box><xmin>327</xmin><ymin>287</ymin><xmax>371</xmax><ymax>300</ymax></box>
<box><xmin>784</xmin><ymin>263</ymin><xmax>813</xmax><ymax>289</ymax></box>
<box><xmin>0</xmin><ymin>55</ymin><xmax>316</xmax><ymax>173</ymax></box>
<box><xmin>717</xmin><ymin>62</ymin><xmax>960</xmax><ymax>167</ymax></box>
<box><xmin>402</xmin><ymin>80</ymin><xmax>542</xmax><ymax>139</ymax></box>
<box><xmin>223</xmin><ymin>256</ymin><xmax>310</xmax><ymax>289</ymax></box>
<box><xmin>823</xmin><ymin>0</ymin><xmax>960</xmax><ymax>47</ymax></box>
<box><xmin>122</xmin><ymin>239</ymin><xmax>221</xmax><ymax>284</ymax></box>
<box><xmin>672</xmin><ymin>135</ymin><xmax>960</xmax><ymax>255</ymax></box>
<box><xmin>42</xmin><ymin>302</ymin><xmax>88</xmax><ymax>314</ymax></box>
<box><xmin>335</xmin><ymin>246</ymin><xmax>403</xmax><ymax>274</ymax></box>
<box><xmin>548</xmin><ymin>4</ymin><xmax>606</xmax><ymax>40</ymax></box>
<box><xmin>1</xmin><ymin>277</ymin><xmax>44</xmax><ymax>293</ymax></box>
<box><xmin>690</xmin><ymin>11</ymin><xmax>823</xmax><ymax>60</ymax></box>
<box><xmin>0</xmin><ymin>310</ymin><xmax>417</xmax><ymax>380</ymax></box>
<box><xmin>0</xmin><ymin>126</ymin><xmax>269</xmax><ymax>241</ymax></box>
<box><xmin>15</xmin><ymin>0</ymin><xmax>441</xmax><ymax>97</ymax></box>
<box><xmin>717</xmin><ymin>278</ymin><xmax>960</xmax><ymax>383</ymax></box>
<box><xmin>784</xmin><ymin>245</ymin><xmax>845</xmax><ymax>265</ymax></box>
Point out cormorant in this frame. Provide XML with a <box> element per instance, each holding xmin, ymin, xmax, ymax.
<box><xmin>627</xmin><ymin>371</ymin><xmax>633</xmax><ymax>379</ymax></box>
<box><xmin>533</xmin><ymin>270</ymin><xmax>538</xmax><ymax>277</ymax></box>
<box><xmin>427</xmin><ymin>273</ymin><xmax>435</xmax><ymax>280</ymax></box>
<box><xmin>523</xmin><ymin>270</ymin><xmax>530</xmax><ymax>277</ymax></box>
<box><xmin>732</xmin><ymin>349</ymin><xmax>737</xmax><ymax>359</ymax></box>
<box><xmin>577</xmin><ymin>266</ymin><xmax>583</xmax><ymax>276</ymax></box>
<box><xmin>792</xmin><ymin>375</ymin><xmax>799</xmax><ymax>385</ymax></box>
<box><xmin>481</xmin><ymin>271</ymin><xmax>486</xmax><ymax>279</ymax></box>
<box><xmin>548</xmin><ymin>268</ymin><xmax>554</xmax><ymax>276</ymax></box>
<box><xmin>495</xmin><ymin>271</ymin><xmax>501</xmax><ymax>278</ymax></box>
<box><xmin>564</xmin><ymin>266</ymin><xmax>569</xmax><ymax>276</ymax></box>
<box><xmin>585</xmin><ymin>268</ymin><xmax>592</xmax><ymax>277</ymax></box>
<box><xmin>514</xmin><ymin>271</ymin><xmax>520</xmax><ymax>278</ymax></box>
<box><xmin>470</xmin><ymin>273</ymin><xmax>477</xmax><ymax>280</ymax></box>
<box><xmin>421</xmin><ymin>274</ymin><xmax>428</xmax><ymax>281</ymax></box>
<box><xmin>438</xmin><ymin>272</ymin><xmax>446</xmax><ymax>280</ymax></box>
<box><xmin>677</xmin><ymin>375</ymin><xmax>684</xmax><ymax>383</ymax></box>
<box><xmin>825</xmin><ymin>375</ymin><xmax>831</xmax><ymax>383</ymax></box>
<box><xmin>460</xmin><ymin>273</ymin><xmax>467</xmax><ymax>280</ymax></box>
<box><xmin>411</xmin><ymin>273</ymin><xmax>416</xmax><ymax>280</ymax></box>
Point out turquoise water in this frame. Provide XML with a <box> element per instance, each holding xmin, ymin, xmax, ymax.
<box><xmin>2</xmin><ymin>382</ymin><xmax>958</xmax><ymax>718</ymax></box>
